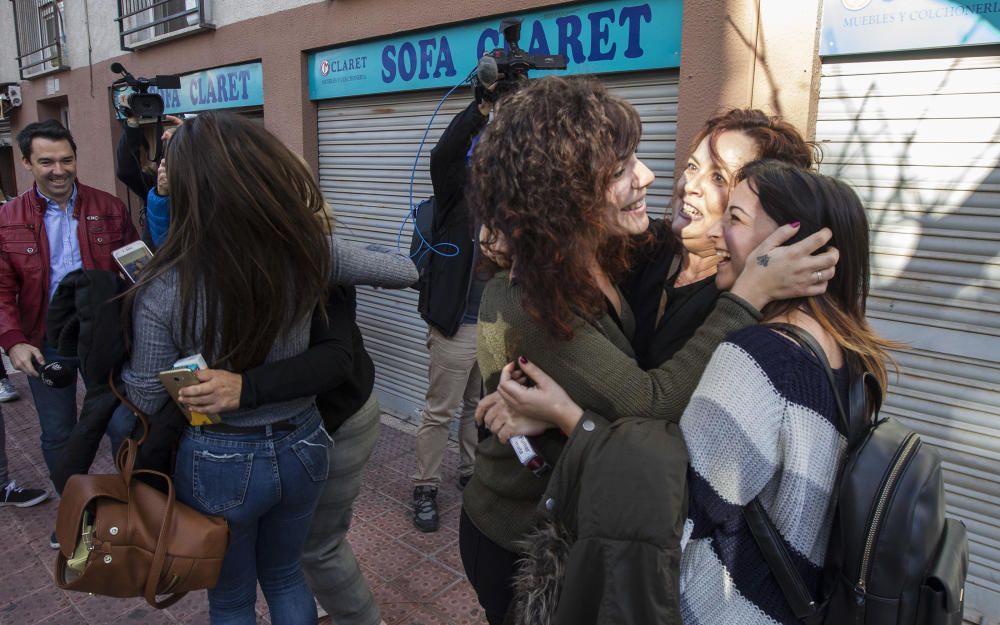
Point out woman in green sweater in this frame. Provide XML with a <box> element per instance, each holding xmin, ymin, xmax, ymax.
<box><xmin>459</xmin><ymin>76</ymin><xmax>837</xmax><ymax>624</ymax></box>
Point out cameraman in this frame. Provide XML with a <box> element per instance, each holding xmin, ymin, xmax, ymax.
<box><xmin>411</xmin><ymin>77</ymin><xmax>513</xmax><ymax>533</ymax></box>
<box><xmin>114</xmin><ymin>97</ymin><xmax>180</xmax><ymax>248</ymax></box>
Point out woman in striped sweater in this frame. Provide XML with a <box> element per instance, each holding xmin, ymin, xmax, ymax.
<box><xmin>675</xmin><ymin>160</ymin><xmax>895</xmax><ymax>624</ymax></box>
<box><xmin>503</xmin><ymin>160</ymin><xmax>896</xmax><ymax>624</ymax></box>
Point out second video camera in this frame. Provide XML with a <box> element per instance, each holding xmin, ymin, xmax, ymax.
<box><xmin>111</xmin><ymin>62</ymin><xmax>180</xmax><ymax>119</ymax></box>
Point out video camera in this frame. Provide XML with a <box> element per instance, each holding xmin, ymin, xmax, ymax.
<box><xmin>476</xmin><ymin>18</ymin><xmax>567</xmax><ymax>101</ymax></box>
<box><xmin>110</xmin><ymin>62</ymin><xmax>180</xmax><ymax>119</ymax></box>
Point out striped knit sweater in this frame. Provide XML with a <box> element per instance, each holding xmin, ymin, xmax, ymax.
<box><xmin>678</xmin><ymin>324</ymin><xmax>849</xmax><ymax>625</ymax></box>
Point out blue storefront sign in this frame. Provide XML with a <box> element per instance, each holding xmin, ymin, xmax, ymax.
<box><xmin>114</xmin><ymin>61</ymin><xmax>264</xmax><ymax>116</ymax></box>
<box><xmin>308</xmin><ymin>0</ymin><xmax>682</xmax><ymax>100</ymax></box>
<box><xmin>822</xmin><ymin>0</ymin><xmax>1000</xmax><ymax>55</ymax></box>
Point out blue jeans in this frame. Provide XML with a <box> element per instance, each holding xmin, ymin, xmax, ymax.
<box><xmin>107</xmin><ymin>403</ymin><xmax>138</xmax><ymax>459</ymax></box>
<box><xmin>174</xmin><ymin>410</ymin><xmax>331</xmax><ymax>625</ymax></box>
<box><xmin>26</xmin><ymin>344</ymin><xmax>80</xmax><ymax>477</ymax></box>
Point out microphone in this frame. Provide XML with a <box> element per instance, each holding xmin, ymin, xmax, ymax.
<box><xmin>477</xmin><ymin>55</ymin><xmax>498</xmax><ymax>87</ymax></box>
<box><xmin>34</xmin><ymin>359</ymin><xmax>76</xmax><ymax>388</ymax></box>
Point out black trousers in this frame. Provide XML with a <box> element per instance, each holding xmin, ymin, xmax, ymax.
<box><xmin>459</xmin><ymin>507</ymin><xmax>520</xmax><ymax>625</ymax></box>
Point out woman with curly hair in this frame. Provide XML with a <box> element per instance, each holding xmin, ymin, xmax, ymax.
<box><xmin>494</xmin><ymin>162</ymin><xmax>896</xmax><ymax>625</ymax></box>
<box><xmin>460</xmin><ymin>76</ymin><xmax>838</xmax><ymax>625</ymax></box>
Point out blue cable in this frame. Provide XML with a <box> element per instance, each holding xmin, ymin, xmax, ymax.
<box><xmin>395</xmin><ymin>69</ymin><xmax>476</xmax><ymax>259</ymax></box>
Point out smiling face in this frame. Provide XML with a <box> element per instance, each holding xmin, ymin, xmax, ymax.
<box><xmin>22</xmin><ymin>137</ymin><xmax>77</xmax><ymax>205</ymax></box>
<box><xmin>672</xmin><ymin>130</ymin><xmax>759</xmax><ymax>257</ymax></box>
<box><xmin>710</xmin><ymin>178</ymin><xmax>780</xmax><ymax>291</ymax></box>
<box><xmin>604</xmin><ymin>152</ymin><xmax>655</xmax><ymax>235</ymax></box>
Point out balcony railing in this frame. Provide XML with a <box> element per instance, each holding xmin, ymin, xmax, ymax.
<box><xmin>116</xmin><ymin>0</ymin><xmax>212</xmax><ymax>50</ymax></box>
<box><xmin>11</xmin><ymin>0</ymin><xmax>68</xmax><ymax>79</ymax></box>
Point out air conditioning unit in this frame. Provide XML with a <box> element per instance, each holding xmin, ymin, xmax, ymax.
<box><xmin>5</xmin><ymin>86</ymin><xmax>22</xmax><ymax>108</ymax></box>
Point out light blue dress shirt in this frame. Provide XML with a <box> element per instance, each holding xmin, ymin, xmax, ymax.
<box><xmin>38</xmin><ymin>185</ymin><xmax>83</xmax><ymax>302</ymax></box>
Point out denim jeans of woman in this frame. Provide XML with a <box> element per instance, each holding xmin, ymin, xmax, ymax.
<box><xmin>173</xmin><ymin>411</ymin><xmax>331</xmax><ymax>625</ymax></box>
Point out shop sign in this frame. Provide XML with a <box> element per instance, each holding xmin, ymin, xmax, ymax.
<box><xmin>113</xmin><ymin>61</ymin><xmax>264</xmax><ymax>116</ymax></box>
<box><xmin>822</xmin><ymin>0</ymin><xmax>1000</xmax><ymax>55</ymax></box>
<box><xmin>308</xmin><ymin>0</ymin><xmax>681</xmax><ymax>100</ymax></box>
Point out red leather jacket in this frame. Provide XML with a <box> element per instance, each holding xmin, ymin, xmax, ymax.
<box><xmin>0</xmin><ymin>182</ymin><xmax>139</xmax><ymax>350</ymax></box>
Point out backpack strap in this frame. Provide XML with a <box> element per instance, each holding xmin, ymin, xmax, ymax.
<box><xmin>741</xmin><ymin>322</ymin><xmax>849</xmax><ymax>623</ymax></box>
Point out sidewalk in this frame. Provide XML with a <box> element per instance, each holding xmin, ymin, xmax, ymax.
<box><xmin>0</xmin><ymin>372</ymin><xmax>485</xmax><ymax>625</ymax></box>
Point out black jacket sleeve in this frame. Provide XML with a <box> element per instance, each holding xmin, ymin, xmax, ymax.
<box><xmin>115</xmin><ymin>125</ymin><xmax>156</xmax><ymax>199</ymax></box>
<box><xmin>239</xmin><ymin>288</ymin><xmax>355</xmax><ymax>409</ymax></box>
<box><xmin>429</xmin><ymin>101</ymin><xmax>488</xmax><ymax>225</ymax></box>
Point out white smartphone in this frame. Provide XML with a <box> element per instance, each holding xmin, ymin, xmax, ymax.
<box><xmin>112</xmin><ymin>240</ymin><xmax>153</xmax><ymax>283</ymax></box>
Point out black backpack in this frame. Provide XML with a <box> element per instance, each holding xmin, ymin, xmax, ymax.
<box><xmin>408</xmin><ymin>196</ymin><xmax>435</xmax><ymax>292</ymax></box>
<box><xmin>745</xmin><ymin>324</ymin><xmax>969</xmax><ymax>625</ymax></box>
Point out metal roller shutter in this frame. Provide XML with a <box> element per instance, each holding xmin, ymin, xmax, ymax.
<box><xmin>815</xmin><ymin>54</ymin><xmax>1000</xmax><ymax>623</ymax></box>
<box><xmin>317</xmin><ymin>70</ymin><xmax>679</xmax><ymax>422</ymax></box>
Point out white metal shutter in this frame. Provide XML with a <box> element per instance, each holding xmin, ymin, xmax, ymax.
<box><xmin>317</xmin><ymin>70</ymin><xmax>679</xmax><ymax>422</ymax></box>
<box><xmin>816</xmin><ymin>54</ymin><xmax>1000</xmax><ymax>623</ymax></box>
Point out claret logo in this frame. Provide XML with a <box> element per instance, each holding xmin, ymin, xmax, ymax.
<box><xmin>320</xmin><ymin>59</ymin><xmax>331</xmax><ymax>76</ymax></box>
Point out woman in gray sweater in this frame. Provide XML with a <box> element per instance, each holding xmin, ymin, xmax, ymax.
<box><xmin>123</xmin><ymin>112</ymin><xmax>335</xmax><ymax>625</ymax></box>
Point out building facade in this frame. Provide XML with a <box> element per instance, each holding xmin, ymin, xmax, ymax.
<box><xmin>2</xmin><ymin>0</ymin><xmax>997</xmax><ymax>622</ymax></box>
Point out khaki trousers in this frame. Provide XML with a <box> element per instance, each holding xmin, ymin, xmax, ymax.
<box><xmin>413</xmin><ymin>324</ymin><xmax>480</xmax><ymax>487</ymax></box>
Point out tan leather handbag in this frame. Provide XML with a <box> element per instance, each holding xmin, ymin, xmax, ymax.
<box><xmin>53</xmin><ymin>385</ymin><xmax>229</xmax><ymax>608</ymax></box>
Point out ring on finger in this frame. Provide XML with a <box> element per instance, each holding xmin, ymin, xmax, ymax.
<box><xmin>814</xmin><ymin>270</ymin><xmax>823</xmax><ymax>284</ymax></box>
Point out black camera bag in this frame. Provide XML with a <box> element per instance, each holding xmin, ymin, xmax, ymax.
<box><xmin>744</xmin><ymin>324</ymin><xmax>968</xmax><ymax>625</ymax></box>
<box><xmin>408</xmin><ymin>196</ymin><xmax>435</xmax><ymax>292</ymax></box>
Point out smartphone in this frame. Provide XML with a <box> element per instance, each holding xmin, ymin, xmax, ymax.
<box><xmin>158</xmin><ymin>368</ymin><xmax>220</xmax><ymax>425</ymax></box>
<box><xmin>112</xmin><ymin>240</ymin><xmax>153</xmax><ymax>284</ymax></box>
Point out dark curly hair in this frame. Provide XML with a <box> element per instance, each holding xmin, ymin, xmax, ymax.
<box><xmin>694</xmin><ymin>108</ymin><xmax>819</xmax><ymax>172</ymax></box>
<box><xmin>470</xmin><ymin>76</ymin><xmax>642</xmax><ymax>340</ymax></box>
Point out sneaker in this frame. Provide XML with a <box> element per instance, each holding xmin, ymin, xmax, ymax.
<box><xmin>457</xmin><ymin>474</ymin><xmax>472</xmax><ymax>490</ymax></box>
<box><xmin>0</xmin><ymin>480</ymin><xmax>47</xmax><ymax>507</ymax></box>
<box><xmin>412</xmin><ymin>485</ymin><xmax>439</xmax><ymax>533</ymax></box>
<box><xmin>49</xmin><ymin>531</ymin><xmax>59</xmax><ymax>550</ymax></box>
<box><xmin>0</xmin><ymin>378</ymin><xmax>19</xmax><ymax>402</ymax></box>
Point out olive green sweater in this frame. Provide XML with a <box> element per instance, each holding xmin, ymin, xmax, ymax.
<box><xmin>462</xmin><ymin>272</ymin><xmax>762</xmax><ymax>551</ymax></box>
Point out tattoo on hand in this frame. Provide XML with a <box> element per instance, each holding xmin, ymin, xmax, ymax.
<box><xmin>756</xmin><ymin>254</ymin><xmax>770</xmax><ymax>267</ymax></box>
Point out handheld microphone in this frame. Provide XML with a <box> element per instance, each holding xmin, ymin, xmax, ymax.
<box><xmin>34</xmin><ymin>359</ymin><xmax>76</xmax><ymax>388</ymax></box>
<box><xmin>476</xmin><ymin>55</ymin><xmax>498</xmax><ymax>87</ymax></box>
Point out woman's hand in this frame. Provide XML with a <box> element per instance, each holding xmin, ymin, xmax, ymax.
<box><xmin>496</xmin><ymin>358</ymin><xmax>584</xmax><ymax>434</ymax></box>
<box><xmin>161</xmin><ymin>115</ymin><xmax>183</xmax><ymax>142</ymax></box>
<box><xmin>476</xmin><ymin>391</ymin><xmax>552</xmax><ymax>444</ymax></box>
<box><xmin>730</xmin><ymin>224</ymin><xmax>840</xmax><ymax>311</ymax></box>
<box><xmin>177</xmin><ymin>369</ymin><xmax>242</xmax><ymax>414</ymax></box>
<box><xmin>156</xmin><ymin>157</ymin><xmax>168</xmax><ymax>196</ymax></box>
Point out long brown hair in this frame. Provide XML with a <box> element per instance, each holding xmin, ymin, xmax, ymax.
<box><xmin>736</xmin><ymin>160</ymin><xmax>899</xmax><ymax>395</ymax></box>
<box><xmin>469</xmin><ymin>76</ymin><xmax>642</xmax><ymax>340</ymax></box>
<box><xmin>127</xmin><ymin>111</ymin><xmax>332</xmax><ymax>371</ymax></box>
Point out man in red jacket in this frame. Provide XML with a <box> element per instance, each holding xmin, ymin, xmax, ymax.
<box><xmin>2</xmin><ymin>121</ymin><xmax>138</xmax><ymax>542</ymax></box>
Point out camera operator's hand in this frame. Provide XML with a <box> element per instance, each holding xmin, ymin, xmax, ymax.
<box><xmin>161</xmin><ymin>115</ymin><xmax>183</xmax><ymax>142</ymax></box>
<box><xmin>156</xmin><ymin>158</ymin><xmax>168</xmax><ymax>196</ymax></box>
